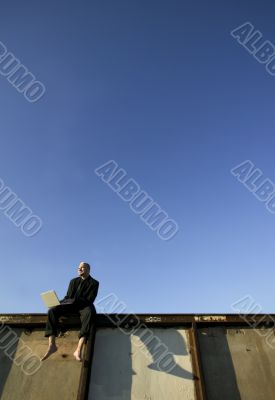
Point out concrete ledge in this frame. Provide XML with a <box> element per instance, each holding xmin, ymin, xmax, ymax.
<box><xmin>0</xmin><ymin>313</ymin><xmax>275</xmax><ymax>327</ymax></box>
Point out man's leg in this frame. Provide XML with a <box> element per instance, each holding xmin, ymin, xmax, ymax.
<box><xmin>42</xmin><ymin>305</ymin><xmax>76</xmax><ymax>361</ymax></box>
<box><xmin>41</xmin><ymin>306</ymin><xmax>61</xmax><ymax>361</ymax></box>
<box><xmin>73</xmin><ymin>336</ymin><xmax>86</xmax><ymax>361</ymax></box>
<box><xmin>73</xmin><ymin>306</ymin><xmax>95</xmax><ymax>361</ymax></box>
<box><xmin>41</xmin><ymin>335</ymin><xmax>57</xmax><ymax>361</ymax></box>
<box><xmin>45</xmin><ymin>306</ymin><xmax>60</xmax><ymax>338</ymax></box>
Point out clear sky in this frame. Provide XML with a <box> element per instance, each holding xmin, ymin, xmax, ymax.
<box><xmin>1</xmin><ymin>0</ymin><xmax>275</xmax><ymax>314</ymax></box>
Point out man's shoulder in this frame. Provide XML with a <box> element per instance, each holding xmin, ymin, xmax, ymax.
<box><xmin>69</xmin><ymin>277</ymin><xmax>81</xmax><ymax>284</ymax></box>
<box><xmin>89</xmin><ymin>276</ymin><xmax>99</xmax><ymax>286</ymax></box>
<box><xmin>87</xmin><ymin>275</ymin><xmax>99</xmax><ymax>286</ymax></box>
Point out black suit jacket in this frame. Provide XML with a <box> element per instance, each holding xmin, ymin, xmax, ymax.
<box><xmin>63</xmin><ymin>275</ymin><xmax>99</xmax><ymax>309</ymax></box>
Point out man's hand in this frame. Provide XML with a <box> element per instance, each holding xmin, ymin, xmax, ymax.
<box><xmin>60</xmin><ymin>298</ymin><xmax>75</xmax><ymax>305</ymax></box>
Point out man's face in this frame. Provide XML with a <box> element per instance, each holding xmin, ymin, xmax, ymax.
<box><xmin>78</xmin><ymin>263</ymin><xmax>90</xmax><ymax>278</ymax></box>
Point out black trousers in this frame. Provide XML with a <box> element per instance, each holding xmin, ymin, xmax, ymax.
<box><xmin>45</xmin><ymin>304</ymin><xmax>96</xmax><ymax>339</ymax></box>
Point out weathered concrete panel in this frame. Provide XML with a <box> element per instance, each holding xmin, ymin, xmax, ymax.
<box><xmin>198</xmin><ymin>327</ymin><xmax>275</xmax><ymax>400</ymax></box>
<box><xmin>0</xmin><ymin>328</ymin><xmax>82</xmax><ymax>400</ymax></box>
<box><xmin>89</xmin><ymin>327</ymin><xmax>195</xmax><ymax>400</ymax></box>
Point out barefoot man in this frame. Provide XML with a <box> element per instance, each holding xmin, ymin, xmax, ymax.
<box><xmin>41</xmin><ymin>262</ymin><xmax>99</xmax><ymax>361</ymax></box>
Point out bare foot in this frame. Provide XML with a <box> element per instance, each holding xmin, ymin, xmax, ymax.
<box><xmin>73</xmin><ymin>349</ymin><xmax>82</xmax><ymax>361</ymax></box>
<box><xmin>41</xmin><ymin>344</ymin><xmax>58</xmax><ymax>361</ymax></box>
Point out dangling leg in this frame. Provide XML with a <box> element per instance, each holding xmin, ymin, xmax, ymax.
<box><xmin>73</xmin><ymin>336</ymin><xmax>86</xmax><ymax>361</ymax></box>
<box><xmin>41</xmin><ymin>334</ymin><xmax>58</xmax><ymax>361</ymax></box>
<box><xmin>73</xmin><ymin>306</ymin><xmax>94</xmax><ymax>361</ymax></box>
<box><xmin>42</xmin><ymin>305</ymin><xmax>72</xmax><ymax>361</ymax></box>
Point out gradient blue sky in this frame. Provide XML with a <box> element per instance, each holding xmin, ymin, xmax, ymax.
<box><xmin>1</xmin><ymin>0</ymin><xmax>275</xmax><ymax>313</ymax></box>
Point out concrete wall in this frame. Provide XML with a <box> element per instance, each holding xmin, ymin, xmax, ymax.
<box><xmin>2</xmin><ymin>319</ymin><xmax>275</xmax><ymax>399</ymax></box>
<box><xmin>89</xmin><ymin>327</ymin><xmax>195</xmax><ymax>400</ymax></box>
<box><xmin>0</xmin><ymin>328</ymin><xmax>82</xmax><ymax>400</ymax></box>
<box><xmin>198</xmin><ymin>327</ymin><xmax>275</xmax><ymax>400</ymax></box>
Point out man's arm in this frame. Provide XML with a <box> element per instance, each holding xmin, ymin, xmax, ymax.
<box><xmin>87</xmin><ymin>281</ymin><xmax>99</xmax><ymax>304</ymax></box>
<box><xmin>61</xmin><ymin>279</ymin><xmax>75</xmax><ymax>301</ymax></box>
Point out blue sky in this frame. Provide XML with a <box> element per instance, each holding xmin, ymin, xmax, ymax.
<box><xmin>1</xmin><ymin>0</ymin><xmax>275</xmax><ymax>313</ymax></box>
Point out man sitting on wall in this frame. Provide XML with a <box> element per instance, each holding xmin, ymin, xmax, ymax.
<box><xmin>41</xmin><ymin>262</ymin><xmax>99</xmax><ymax>362</ymax></box>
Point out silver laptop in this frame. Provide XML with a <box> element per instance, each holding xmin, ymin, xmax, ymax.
<box><xmin>40</xmin><ymin>290</ymin><xmax>60</xmax><ymax>308</ymax></box>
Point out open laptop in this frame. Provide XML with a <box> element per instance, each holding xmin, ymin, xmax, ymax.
<box><xmin>40</xmin><ymin>290</ymin><xmax>60</xmax><ymax>308</ymax></box>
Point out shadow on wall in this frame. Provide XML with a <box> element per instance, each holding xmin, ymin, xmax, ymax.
<box><xmin>134</xmin><ymin>326</ymin><xmax>194</xmax><ymax>379</ymax></box>
<box><xmin>89</xmin><ymin>326</ymin><xmax>193</xmax><ymax>400</ymax></box>
<box><xmin>198</xmin><ymin>327</ymin><xmax>241</xmax><ymax>400</ymax></box>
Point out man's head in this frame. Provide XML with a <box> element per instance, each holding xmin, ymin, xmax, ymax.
<box><xmin>78</xmin><ymin>262</ymin><xmax>90</xmax><ymax>279</ymax></box>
